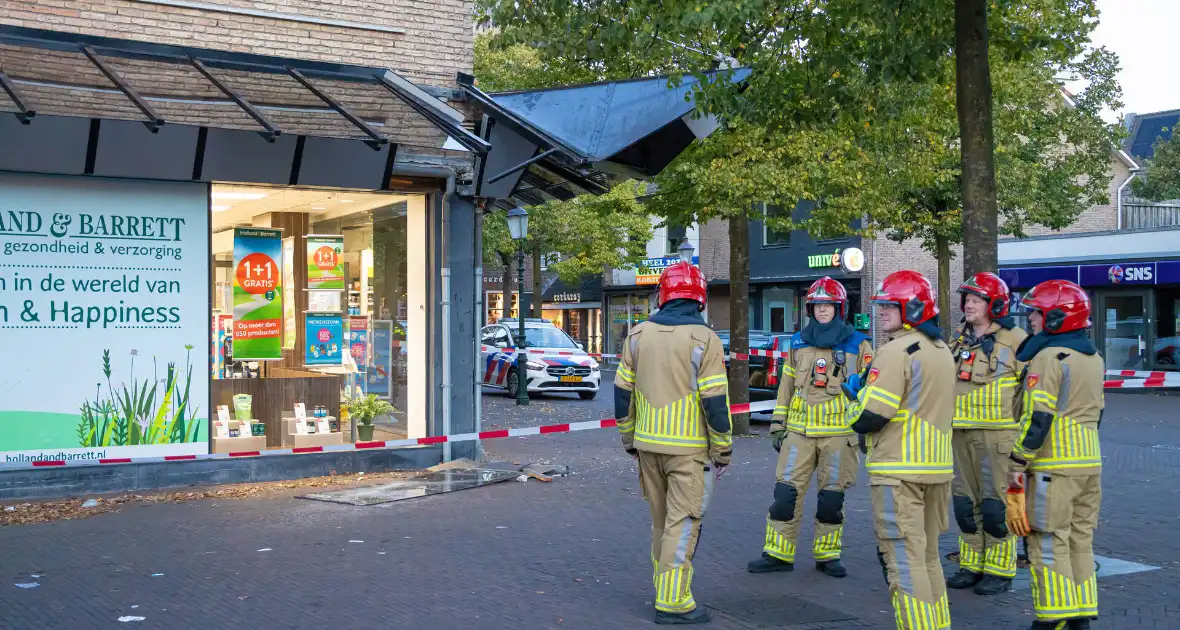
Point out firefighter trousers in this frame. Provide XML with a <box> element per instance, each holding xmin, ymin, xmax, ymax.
<box><xmin>638</xmin><ymin>450</ymin><xmax>714</xmax><ymax>614</ymax></box>
<box><xmin>1025</xmin><ymin>472</ymin><xmax>1101</xmax><ymax>623</ymax></box>
<box><xmin>952</xmin><ymin>428</ymin><xmax>1019</xmax><ymax>578</ymax></box>
<box><xmin>872</xmin><ymin>479</ymin><xmax>952</xmax><ymax>630</ymax></box>
<box><xmin>764</xmin><ymin>432</ymin><xmax>859</xmax><ymax>563</ymax></box>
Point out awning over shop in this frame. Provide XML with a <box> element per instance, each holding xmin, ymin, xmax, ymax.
<box><xmin>0</xmin><ymin>25</ymin><xmax>486</xmax><ymax>189</ymax></box>
<box><xmin>542</xmin><ymin>274</ymin><xmax>604</xmax><ymax>305</ymax></box>
<box><xmin>459</xmin><ymin>68</ymin><xmax>750</xmax><ymax>207</ymax></box>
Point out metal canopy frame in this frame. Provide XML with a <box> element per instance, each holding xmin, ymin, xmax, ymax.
<box><xmin>0</xmin><ymin>24</ymin><xmax>489</xmax><ymax>153</ymax></box>
<box><xmin>288</xmin><ymin>67</ymin><xmax>387</xmax><ymax>150</ymax></box>
<box><xmin>81</xmin><ymin>45</ymin><xmax>165</xmax><ymax>133</ymax></box>
<box><xmin>0</xmin><ymin>70</ymin><xmax>35</xmax><ymax>124</ymax></box>
<box><xmin>189</xmin><ymin>57</ymin><xmax>281</xmax><ymax>143</ymax></box>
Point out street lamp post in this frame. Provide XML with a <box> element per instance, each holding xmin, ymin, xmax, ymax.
<box><xmin>506</xmin><ymin>206</ymin><xmax>530</xmax><ymax>406</ymax></box>
<box><xmin>678</xmin><ymin>237</ymin><xmax>695</xmax><ymax>263</ymax></box>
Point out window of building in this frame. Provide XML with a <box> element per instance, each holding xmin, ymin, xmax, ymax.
<box><xmin>665</xmin><ymin>224</ymin><xmax>688</xmax><ymax>255</ymax></box>
<box><xmin>762</xmin><ymin>203</ymin><xmax>791</xmax><ymax>247</ymax></box>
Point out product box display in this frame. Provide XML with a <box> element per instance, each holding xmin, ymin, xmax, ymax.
<box><xmin>280</xmin><ymin>415</ymin><xmax>344</xmax><ymax>448</ymax></box>
<box><xmin>211</xmin><ymin>419</ymin><xmax>267</xmax><ymax>453</ymax></box>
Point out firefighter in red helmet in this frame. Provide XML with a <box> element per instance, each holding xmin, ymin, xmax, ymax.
<box><xmin>847</xmin><ymin>270</ymin><xmax>955</xmax><ymax>629</ymax></box>
<box><xmin>946</xmin><ymin>272</ymin><xmax>1029</xmax><ymax>595</ymax></box>
<box><xmin>1005</xmin><ymin>280</ymin><xmax>1104</xmax><ymax>630</ymax></box>
<box><xmin>747</xmin><ymin>276</ymin><xmax>872</xmax><ymax>579</ymax></box>
<box><xmin>615</xmin><ymin>261</ymin><xmax>732</xmax><ymax>625</ymax></box>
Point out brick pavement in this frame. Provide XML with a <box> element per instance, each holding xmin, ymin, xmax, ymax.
<box><xmin>1</xmin><ymin>386</ymin><xmax>1177</xmax><ymax>629</ymax></box>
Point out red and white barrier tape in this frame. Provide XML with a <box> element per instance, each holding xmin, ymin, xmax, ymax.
<box><xmin>1103</xmin><ymin>376</ymin><xmax>1177</xmax><ymax>388</ymax></box>
<box><xmin>1106</xmin><ymin>370</ymin><xmax>1180</xmax><ymax>380</ymax></box>
<box><xmin>0</xmin><ymin>400</ymin><xmax>779</xmax><ymax>471</ymax></box>
<box><xmin>478</xmin><ymin>346</ymin><xmax>794</xmax><ymax>362</ymax></box>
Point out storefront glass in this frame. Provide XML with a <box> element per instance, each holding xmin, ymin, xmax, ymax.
<box><xmin>1100</xmin><ymin>292</ymin><xmax>1150</xmax><ymax>371</ymax></box>
<box><xmin>210</xmin><ymin>183</ymin><xmax>427</xmax><ymax>451</ymax></box>
<box><xmin>1154</xmin><ymin>288</ymin><xmax>1180</xmax><ymax>369</ymax></box>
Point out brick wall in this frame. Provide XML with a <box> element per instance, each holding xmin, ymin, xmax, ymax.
<box><xmin>1016</xmin><ymin>155</ymin><xmax>1131</xmax><ymax>237</ymax></box>
<box><xmin>862</xmin><ymin>238</ymin><xmax>967</xmax><ymax>344</ymax></box>
<box><xmin>698</xmin><ymin>217</ymin><xmax>730</xmax><ymax>281</ymax></box>
<box><xmin>0</xmin><ymin>0</ymin><xmax>472</xmax><ymax>86</ymax></box>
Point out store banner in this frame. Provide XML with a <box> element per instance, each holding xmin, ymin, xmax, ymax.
<box><xmin>636</xmin><ymin>255</ymin><xmax>699</xmax><ymax>285</ymax></box>
<box><xmin>0</xmin><ymin>172</ymin><xmax>210</xmax><ymax>461</ymax></box>
<box><xmin>215</xmin><ymin>314</ymin><xmax>232</xmax><ymax>379</ymax></box>
<box><xmin>305</xmin><ymin>312</ymin><xmax>344</xmax><ymax>365</ymax></box>
<box><xmin>232</xmin><ymin>227</ymin><xmax>283</xmax><ymax>359</ymax></box>
<box><xmin>349</xmin><ymin>315</ymin><xmax>370</xmax><ymax>391</ymax></box>
<box><xmin>307</xmin><ymin>235</ymin><xmax>345</xmax><ymax>290</ymax></box>
<box><xmin>370</xmin><ymin>320</ymin><xmax>393</xmax><ymax>398</ymax></box>
<box><xmin>282</xmin><ymin>237</ymin><xmax>296</xmax><ymax>349</ymax></box>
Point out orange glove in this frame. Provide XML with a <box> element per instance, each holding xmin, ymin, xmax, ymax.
<box><xmin>1005</xmin><ymin>473</ymin><xmax>1030</xmax><ymax>537</ymax></box>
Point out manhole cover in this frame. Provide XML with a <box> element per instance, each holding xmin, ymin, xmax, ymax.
<box><xmin>299</xmin><ymin>468</ymin><xmax>520</xmax><ymax>506</ymax></box>
<box><xmin>708</xmin><ymin>595</ymin><xmax>855</xmax><ymax>628</ymax></box>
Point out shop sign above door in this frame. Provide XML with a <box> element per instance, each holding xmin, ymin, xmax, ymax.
<box><xmin>636</xmin><ymin>256</ymin><xmax>699</xmax><ymax>285</ymax></box>
<box><xmin>806</xmin><ymin>247</ymin><xmax>864</xmax><ymax>273</ymax></box>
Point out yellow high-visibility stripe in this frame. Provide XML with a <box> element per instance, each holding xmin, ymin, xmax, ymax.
<box><xmin>982</xmin><ymin>537</ymin><xmax>1017</xmax><ymax>578</ymax></box>
<box><xmin>866</xmin><ymin>412</ymin><xmax>953</xmax><ymax>476</ymax></box>
<box><xmin>763</xmin><ymin>519</ymin><xmax>796</xmax><ymax>562</ymax></box>
<box><xmin>697</xmin><ymin>374</ymin><xmax>727</xmax><ymax>390</ymax></box>
<box><xmin>813</xmin><ymin>527</ymin><xmax>842</xmax><ymax>560</ymax></box>
<box><xmin>633</xmin><ymin>391</ymin><xmax>715</xmax><ymax>448</ymax></box>
<box><xmin>958</xmin><ymin>537</ymin><xmax>982</xmax><ymax>572</ymax></box>
<box><xmin>953</xmin><ymin>377</ymin><xmax>1018</xmax><ymax>428</ymax></box>
<box><xmin>785</xmin><ymin>395</ymin><xmax>853</xmax><ymax>436</ymax></box>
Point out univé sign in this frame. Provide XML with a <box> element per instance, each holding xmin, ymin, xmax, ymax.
<box><xmin>807</xmin><ymin>247</ymin><xmax>865</xmax><ymax>273</ymax></box>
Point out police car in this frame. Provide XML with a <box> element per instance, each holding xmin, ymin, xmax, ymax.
<box><xmin>480</xmin><ymin>318</ymin><xmax>601</xmax><ymax>400</ymax></box>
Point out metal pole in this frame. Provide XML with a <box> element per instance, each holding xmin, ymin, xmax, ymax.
<box><xmin>515</xmin><ymin>242</ymin><xmax>530</xmax><ymax>406</ymax></box>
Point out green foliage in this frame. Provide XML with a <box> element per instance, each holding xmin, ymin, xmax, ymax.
<box><xmin>344</xmin><ymin>394</ymin><xmax>395</xmax><ymax>426</ymax></box>
<box><xmin>1132</xmin><ymin>132</ymin><xmax>1180</xmax><ymax>202</ymax></box>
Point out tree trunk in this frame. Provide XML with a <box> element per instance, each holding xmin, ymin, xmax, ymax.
<box><xmin>728</xmin><ymin>213</ymin><xmax>751</xmax><ymax>436</ymax></box>
<box><xmin>531</xmin><ymin>245</ymin><xmax>544</xmax><ymax>319</ymax></box>
<box><xmin>500</xmin><ymin>253</ymin><xmax>512</xmax><ymax>322</ymax></box>
<box><xmin>935</xmin><ymin>233</ymin><xmax>953</xmax><ymax>341</ymax></box>
<box><xmin>955</xmin><ymin>0</ymin><xmax>999</xmax><ymax>277</ymax></box>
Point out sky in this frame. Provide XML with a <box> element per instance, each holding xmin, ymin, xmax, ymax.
<box><xmin>1071</xmin><ymin>0</ymin><xmax>1180</xmax><ymax>122</ymax></box>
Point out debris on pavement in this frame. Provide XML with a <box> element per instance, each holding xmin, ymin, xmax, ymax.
<box><xmin>518</xmin><ymin>462</ymin><xmax>572</xmax><ymax>483</ymax></box>
<box><xmin>117</xmin><ymin>616</ymin><xmax>146</xmax><ymax>622</ymax></box>
<box><xmin>0</xmin><ymin>470</ymin><xmax>415</xmax><ymax>527</ymax></box>
<box><xmin>426</xmin><ymin>458</ymin><xmax>480</xmax><ymax>472</ymax></box>
<box><xmin>14</xmin><ymin>583</ymin><xmax>39</xmax><ymax>588</ymax></box>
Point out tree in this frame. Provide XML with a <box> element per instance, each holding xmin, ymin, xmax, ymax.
<box><xmin>1132</xmin><ymin>132</ymin><xmax>1180</xmax><ymax>202</ymax></box>
<box><xmin>955</xmin><ymin>0</ymin><xmax>1000</xmax><ymax>278</ymax></box>
<box><xmin>480</xmin><ymin>0</ymin><xmax>1118</xmax><ymax>427</ymax></box>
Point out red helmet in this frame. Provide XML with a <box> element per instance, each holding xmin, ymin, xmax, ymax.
<box><xmin>1022</xmin><ymin>280</ymin><xmax>1091</xmax><ymax>333</ymax></box>
<box><xmin>871</xmin><ymin>270</ymin><xmax>938</xmax><ymax>326</ymax></box>
<box><xmin>958</xmin><ymin>272</ymin><xmax>1012</xmax><ymax>318</ymax></box>
<box><xmin>658</xmin><ymin>262</ymin><xmax>707</xmax><ymax>310</ymax></box>
<box><xmin>806</xmin><ymin>276</ymin><xmax>849</xmax><ymax>319</ymax></box>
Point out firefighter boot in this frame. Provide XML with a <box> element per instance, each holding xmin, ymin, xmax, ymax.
<box><xmin>655</xmin><ymin>606</ymin><xmax>713</xmax><ymax>625</ymax></box>
<box><xmin>816</xmin><ymin>559</ymin><xmax>847</xmax><ymax>578</ymax></box>
<box><xmin>946</xmin><ymin>568</ymin><xmax>983</xmax><ymax>589</ymax></box>
<box><xmin>747</xmin><ymin>553</ymin><xmax>794</xmax><ymax>573</ymax></box>
<box><xmin>972</xmin><ymin>574</ymin><xmax>1012</xmax><ymax>595</ymax></box>
<box><xmin>1029</xmin><ymin>622</ymin><xmax>1066</xmax><ymax>630</ymax></box>
<box><xmin>1066</xmin><ymin>620</ymin><xmax>1091</xmax><ymax>630</ymax></box>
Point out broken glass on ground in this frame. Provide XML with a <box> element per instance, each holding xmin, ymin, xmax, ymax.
<box><xmin>298</xmin><ymin>468</ymin><xmax>521</xmax><ymax>506</ymax></box>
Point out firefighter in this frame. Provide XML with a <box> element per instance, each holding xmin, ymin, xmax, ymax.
<box><xmin>847</xmin><ymin>270</ymin><xmax>955</xmax><ymax>630</ymax></box>
<box><xmin>1005</xmin><ymin>280</ymin><xmax>1104</xmax><ymax>630</ymax></box>
<box><xmin>747</xmin><ymin>276</ymin><xmax>872</xmax><ymax>578</ymax></box>
<box><xmin>946</xmin><ymin>272</ymin><xmax>1029</xmax><ymax>595</ymax></box>
<box><xmin>615</xmin><ymin>261</ymin><xmax>733</xmax><ymax>625</ymax></box>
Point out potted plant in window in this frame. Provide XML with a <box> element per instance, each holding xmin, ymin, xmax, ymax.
<box><xmin>344</xmin><ymin>393</ymin><xmax>393</xmax><ymax>442</ymax></box>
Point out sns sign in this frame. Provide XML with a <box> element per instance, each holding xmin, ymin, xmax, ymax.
<box><xmin>1081</xmin><ymin>262</ymin><xmax>1157</xmax><ymax>286</ymax></box>
<box><xmin>232</xmin><ymin>227</ymin><xmax>284</xmax><ymax>359</ymax></box>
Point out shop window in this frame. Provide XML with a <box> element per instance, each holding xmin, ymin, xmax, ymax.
<box><xmin>209</xmin><ymin>183</ymin><xmax>428</xmax><ymax>448</ymax></box>
<box><xmin>762</xmin><ymin>203</ymin><xmax>791</xmax><ymax>247</ymax></box>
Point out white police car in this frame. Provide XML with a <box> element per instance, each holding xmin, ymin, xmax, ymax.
<box><xmin>480</xmin><ymin>318</ymin><xmax>601</xmax><ymax>400</ymax></box>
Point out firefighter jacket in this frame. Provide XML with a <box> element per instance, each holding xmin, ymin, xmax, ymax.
<box><xmin>614</xmin><ymin>306</ymin><xmax>733</xmax><ymax>465</ymax></box>
<box><xmin>771</xmin><ymin>331</ymin><xmax>873</xmax><ymax>437</ymax></box>
<box><xmin>848</xmin><ymin>327</ymin><xmax>956</xmax><ymax>484</ymax></box>
<box><xmin>949</xmin><ymin>321</ymin><xmax>1028</xmax><ymax>430</ymax></box>
<box><xmin>1010</xmin><ymin>332</ymin><xmax>1104</xmax><ymax>476</ymax></box>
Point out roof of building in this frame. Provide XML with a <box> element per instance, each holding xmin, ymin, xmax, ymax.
<box><xmin>1124</xmin><ymin>108</ymin><xmax>1179</xmax><ymax>161</ymax></box>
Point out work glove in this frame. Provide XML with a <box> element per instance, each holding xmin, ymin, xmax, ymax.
<box><xmin>1005</xmin><ymin>472</ymin><xmax>1030</xmax><ymax>537</ymax></box>
<box><xmin>770</xmin><ymin>429</ymin><xmax>786</xmax><ymax>452</ymax></box>
<box><xmin>858</xmin><ymin>433</ymin><xmax>868</xmax><ymax>455</ymax></box>
<box><xmin>841</xmin><ymin>371</ymin><xmax>865</xmax><ymax>401</ymax></box>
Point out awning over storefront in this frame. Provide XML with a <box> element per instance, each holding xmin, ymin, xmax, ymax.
<box><xmin>542</xmin><ymin>274</ymin><xmax>604</xmax><ymax>306</ymax></box>
<box><xmin>459</xmin><ymin>68</ymin><xmax>750</xmax><ymax>207</ymax></box>
<box><xmin>0</xmin><ymin>25</ymin><xmax>486</xmax><ymax>189</ymax></box>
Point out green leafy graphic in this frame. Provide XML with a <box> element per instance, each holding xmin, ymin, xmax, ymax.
<box><xmin>76</xmin><ymin>347</ymin><xmax>203</xmax><ymax>447</ymax></box>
